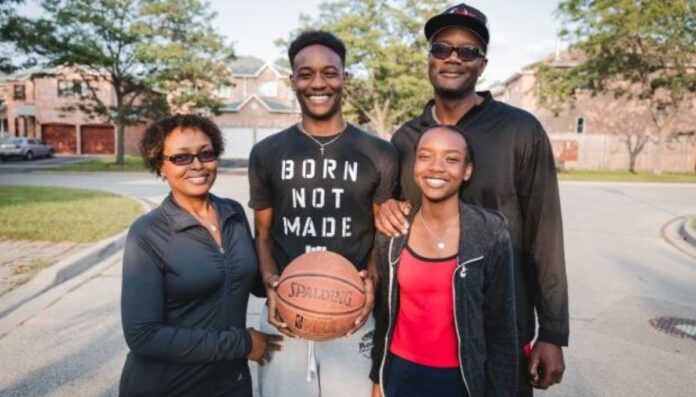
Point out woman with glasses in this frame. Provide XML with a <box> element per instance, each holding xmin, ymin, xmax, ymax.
<box><xmin>119</xmin><ymin>114</ymin><xmax>281</xmax><ymax>397</ymax></box>
<box><xmin>370</xmin><ymin>125</ymin><xmax>518</xmax><ymax>397</ymax></box>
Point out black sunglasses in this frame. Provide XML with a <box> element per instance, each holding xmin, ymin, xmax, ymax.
<box><xmin>429</xmin><ymin>43</ymin><xmax>486</xmax><ymax>62</ymax></box>
<box><xmin>163</xmin><ymin>149</ymin><xmax>218</xmax><ymax>166</ymax></box>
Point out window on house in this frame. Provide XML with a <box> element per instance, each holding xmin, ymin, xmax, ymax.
<box><xmin>215</xmin><ymin>85</ymin><xmax>232</xmax><ymax>98</ymax></box>
<box><xmin>257</xmin><ymin>81</ymin><xmax>278</xmax><ymax>97</ymax></box>
<box><xmin>575</xmin><ymin>117</ymin><xmax>585</xmax><ymax>134</ymax></box>
<box><xmin>58</xmin><ymin>80</ymin><xmax>87</xmax><ymax>97</ymax></box>
<box><xmin>13</xmin><ymin>85</ymin><xmax>26</xmax><ymax>100</ymax></box>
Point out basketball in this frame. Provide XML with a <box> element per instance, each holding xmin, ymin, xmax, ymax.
<box><xmin>276</xmin><ymin>251</ymin><xmax>367</xmax><ymax>341</ymax></box>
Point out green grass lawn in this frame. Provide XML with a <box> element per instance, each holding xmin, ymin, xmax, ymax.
<box><xmin>47</xmin><ymin>156</ymin><xmax>148</xmax><ymax>172</ymax></box>
<box><xmin>557</xmin><ymin>170</ymin><xmax>696</xmax><ymax>183</ymax></box>
<box><xmin>0</xmin><ymin>186</ymin><xmax>142</xmax><ymax>242</ymax></box>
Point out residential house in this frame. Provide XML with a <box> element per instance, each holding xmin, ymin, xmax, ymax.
<box><xmin>0</xmin><ymin>66</ymin><xmax>145</xmax><ymax>154</ymax></box>
<box><xmin>4</xmin><ymin>55</ymin><xmax>693</xmax><ymax>169</ymax></box>
<box><xmin>211</xmin><ymin>56</ymin><xmax>300</xmax><ymax>159</ymax></box>
<box><xmin>489</xmin><ymin>52</ymin><xmax>696</xmax><ymax>172</ymax></box>
<box><xmin>0</xmin><ymin>57</ymin><xmax>300</xmax><ymax>159</ymax></box>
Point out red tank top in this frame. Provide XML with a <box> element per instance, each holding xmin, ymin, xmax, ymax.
<box><xmin>390</xmin><ymin>246</ymin><xmax>460</xmax><ymax>368</ymax></box>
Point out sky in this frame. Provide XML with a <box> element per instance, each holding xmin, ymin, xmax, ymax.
<box><xmin>16</xmin><ymin>0</ymin><xmax>565</xmax><ymax>86</ymax></box>
<box><xmin>209</xmin><ymin>0</ymin><xmax>565</xmax><ymax>86</ymax></box>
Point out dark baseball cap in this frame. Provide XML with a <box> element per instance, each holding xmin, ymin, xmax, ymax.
<box><xmin>424</xmin><ymin>3</ymin><xmax>489</xmax><ymax>49</ymax></box>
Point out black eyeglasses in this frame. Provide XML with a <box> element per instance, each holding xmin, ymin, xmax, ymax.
<box><xmin>163</xmin><ymin>149</ymin><xmax>218</xmax><ymax>166</ymax></box>
<box><xmin>429</xmin><ymin>43</ymin><xmax>486</xmax><ymax>62</ymax></box>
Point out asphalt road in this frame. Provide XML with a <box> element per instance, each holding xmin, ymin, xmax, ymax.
<box><xmin>0</xmin><ymin>169</ymin><xmax>249</xmax><ymax>218</ymax></box>
<box><xmin>0</xmin><ymin>172</ymin><xmax>695</xmax><ymax>396</ymax></box>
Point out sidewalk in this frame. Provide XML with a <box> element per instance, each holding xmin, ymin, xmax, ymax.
<box><xmin>0</xmin><ymin>197</ymin><xmax>151</xmax><ymax>322</ymax></box>
<box><xmin>0</xmin><ymin>240</ymin><xmax>90</xmax><ymax>297</ymax></box>
<box><xmin>0</xmin><ymin>249</ymin><xmax>266</xmax><ymax>397</ymax></box>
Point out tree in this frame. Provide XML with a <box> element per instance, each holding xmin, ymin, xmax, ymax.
<box><xmin>1</xmin><ymin>0</ymin><xmax>234</xmax><ymax>165</ymax></box>
<box><xmin>536</xmin><ymin>0</ymin><xmax>696</xmax><ymax>174</ymax></box>
<box><xmin>0</xmin><ymin>0</ymin><xmax>25</xmax><ymax>73</ymax></box>
<box><xmin>282</xmin><ymin>0</ymin><xmax>442</xmax><ymax>138</ymax></box>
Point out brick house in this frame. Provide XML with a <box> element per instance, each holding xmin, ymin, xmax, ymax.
<box><xmin>210</xmin><ymin>56</ymin><xmax>300</xmax><ymax>159</ymax></box>
<box><xmin>489</xmin><ymin>53</ymin><xmax>696</xmax><ymax>172</ymax></box>
<box><xmin>0</xmin><ymin>66</ymin><xmax>146</xmax><ymax>155</ymax></box>
<box><xmin>0</xmin><ymin>58</ymin><xmax>300</xmax><ymax>159</ymax></box>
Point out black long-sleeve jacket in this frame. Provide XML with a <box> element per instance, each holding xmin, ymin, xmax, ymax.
<box><xmin>391</xmin><ymin>93</ymin><xmax>569</xmax><ymax>346</ymax></box>
<box><xmin>120</xmin><ymin>194</ymin><xmax>262</xmax><ymax>397</ymax></box>
<box><xmin>371</xmin><ymin>202</ymin><xmax>518</xmax><ymax>397</ymax></box>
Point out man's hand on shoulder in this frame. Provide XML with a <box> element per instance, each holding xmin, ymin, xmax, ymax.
<box><xmin>375</xmin><ymin>199</ymin><xmax>412</xmax><ymax>237</ymax></box>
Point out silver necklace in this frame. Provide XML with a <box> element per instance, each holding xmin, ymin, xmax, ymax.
<box><xmin>418</xmin><ymin>210</ymin><xmax>457</xmax><ymax>250</ymax></box>
<box><xmin>431</xmin><ymin>106</ymin><xmax>441</xmax><ymax>123</ymax></box>
<box><xmin>192</xmin><ymin>203</ymin><xmax>220</xmax><ymax>233</ymax></box>
<box><xmin>297</xmin><ymin>121</ymin><xmax>348</xmax><ymax>156</ymax></box>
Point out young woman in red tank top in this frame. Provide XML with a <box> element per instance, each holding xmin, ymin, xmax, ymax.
<box><xmin>370</xmin><ymin>125</ymin><xmax>518</xmax><ymax>397</ymax></box>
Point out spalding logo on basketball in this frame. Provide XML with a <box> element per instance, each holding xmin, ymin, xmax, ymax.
<box><xmin>276</xmin><ymin>251</ymin><xmax>366</xmax><ymax>341</ymax></box>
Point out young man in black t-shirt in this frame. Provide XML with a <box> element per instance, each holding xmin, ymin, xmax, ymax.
<box><xmin>248</xmin><ymin>31</ymin><xmax>398</xmax><ymax>397</ymax></box>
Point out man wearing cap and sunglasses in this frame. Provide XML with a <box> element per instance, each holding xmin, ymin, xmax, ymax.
<box><xmin>374</xmin><ymin>3</ymin><xmax>568</xmax><ymax>396</ymax></box>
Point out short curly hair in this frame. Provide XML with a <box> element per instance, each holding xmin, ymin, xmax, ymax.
<box><xmin>288</xmin><ymin>30</ymin><xmax>346</xmax><ymax>69</ymax></box>
<box><xmin>139</xmin><ymin>114</ymin><xmax>225</xmax><ymax>176</ymax></box>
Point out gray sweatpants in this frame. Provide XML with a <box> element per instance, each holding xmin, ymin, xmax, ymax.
<box><xmin>258</xmin><ymin>304</ymin><xmax>374</xmax><ymax>397</ymax></box>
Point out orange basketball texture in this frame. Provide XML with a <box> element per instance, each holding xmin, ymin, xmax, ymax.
<box><xmin>276</xmin><ymin>251</ymin><xmax>366</xmax><ymax>341</ymax></box>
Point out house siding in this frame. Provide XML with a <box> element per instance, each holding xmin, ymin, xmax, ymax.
<box><xmin>493</xmin><ymin>68</ymin><xmax>696</xmax><ymax>171</ymax></box>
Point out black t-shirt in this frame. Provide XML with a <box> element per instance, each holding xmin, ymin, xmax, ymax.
<box><xmin>249</xmin><ymin>124</ymin><xmax>398</xmax><ymax>273</ymax></box>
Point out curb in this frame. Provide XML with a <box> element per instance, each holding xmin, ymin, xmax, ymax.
<box><xmin>0</xmin><ymin>197</ymin><xmax>152</xmax><ymax>320</ymax></box>
<box><xmin>218</xmin><ymin>167</ymin><xmax>248</xmax><ymax>176</ymax></box>
<box><xmin>661</xmin><ymin>215</ymin><xmax>696</xmax><ymax>260</ymax></box>
<box><xmin>678</xmin><ymin>216</ymin><xmax>696</xmax><ymax>249</ymax></box>
<box><xmin>559</xmin><ymin>181</ymin><xmax>696</xmax><ymax>187</ymax></box>
<box><xmin>0</xmin><ymin>250</ymin><xmax>124</xmax><ymax>338</ymax></box>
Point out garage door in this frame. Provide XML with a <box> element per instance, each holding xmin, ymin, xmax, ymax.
<box><xmin>42</xmin><ymin>123</ymin><xmax>77</xmax><ymax>154</ymax></box>
<box><xmin>256</xmin><ymin>127</ymin><xmax>279</xmax><ymax>144</ymax></box>
<box><xmin>81</xmin><ymin>125</ymin><xmax>114</xmax><ymax>154</ymax></box>
<box><xmin>221</xmin><ymin>127</ymin><xmax>254</xmax><ymax>159</ymax></box>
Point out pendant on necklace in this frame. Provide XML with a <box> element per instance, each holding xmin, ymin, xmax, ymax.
<box><xmin>320</xmin><ymin>147</ymin><xmax>325</xmax><ymax>156</ymax></box>
<box><xmin>210</xmin><ymin>224</ymin><xmax>218</xmax><ymax>233</ymax></box>
<box><xmin>437</xmin><ymin>241</ymin><xmax>445</xmax><ymax>250</ymax></box>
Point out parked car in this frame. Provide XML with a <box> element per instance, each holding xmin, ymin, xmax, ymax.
<box><xmin>0</xmin><ymin>137</ymin><xmax>55</xmax><ymax>160</ymax></box>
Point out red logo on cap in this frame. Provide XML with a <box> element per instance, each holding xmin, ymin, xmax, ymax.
<box><xmin>451</xmin><ymin>7</ymin><xmax>476</xmax><ymax>18</ymax></box>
